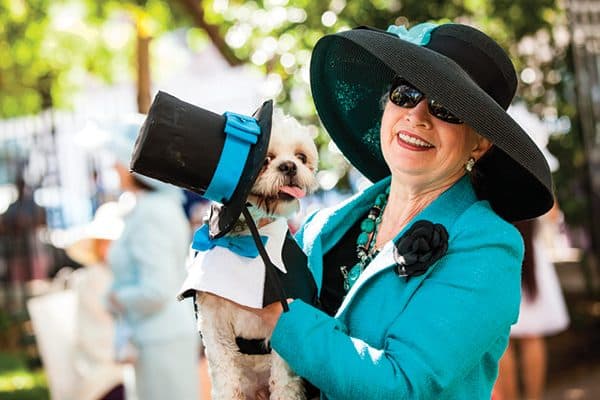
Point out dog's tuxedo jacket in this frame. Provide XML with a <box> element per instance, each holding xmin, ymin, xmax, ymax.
<box><xmin>178</xmin><ymin>218</ymin><xmax>317</xmax><ymax>309</ymax></box>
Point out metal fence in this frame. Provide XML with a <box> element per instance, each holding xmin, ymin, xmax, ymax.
<box><xmin>567</xmin><ymin>0</ymin><xmax>600</xmax><ymax>264</ymax></box>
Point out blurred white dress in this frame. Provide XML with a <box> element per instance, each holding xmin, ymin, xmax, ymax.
<box><xmin>72</xmin><ymin>264</ymin><xmax>124</xmax><ymax>400</ymax></box>
<box><xmin>510</xmin><ymin>214</ymin><xmax>570</xmax><ymax>337</ymax></box>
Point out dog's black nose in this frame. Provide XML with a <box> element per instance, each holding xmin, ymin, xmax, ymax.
<box><xmin>278</xmin><ymin>161</ymin><xmax>297</xmax><ymax>176</ymax></box>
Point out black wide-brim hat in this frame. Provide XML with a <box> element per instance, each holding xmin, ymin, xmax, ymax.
<box><xmin>310</xmin><ymin>23</ymin><xmax>554</xmax><ymax>221</ymax></box>
<box><xmin>131</xmin><ymin>91</ymin><xmax>272</xmax><ymax>237</ymax></box>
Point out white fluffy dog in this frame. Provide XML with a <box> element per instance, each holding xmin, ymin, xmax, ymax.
<box><xmin>194</xmin><ymin>109</ymin><xmax>318</xmax><ymax>400</ymax></box>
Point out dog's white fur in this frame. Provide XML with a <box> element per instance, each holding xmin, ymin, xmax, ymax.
<box><xmin>196</xmin><ymin>108</ymin><xmax>318</xmax><ymax>400</ymax></box>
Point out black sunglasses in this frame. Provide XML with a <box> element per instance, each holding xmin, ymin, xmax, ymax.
<box><xmin>389</xmin><ymin>78</ymin><xmax>464</xmax><ymax>124</ymax></box>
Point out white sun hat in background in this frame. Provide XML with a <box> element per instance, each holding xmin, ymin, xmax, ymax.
<box><xmin>63</xmin><ymin>201</ymin><xmax>125</xmax><ymax>266</ymax></box>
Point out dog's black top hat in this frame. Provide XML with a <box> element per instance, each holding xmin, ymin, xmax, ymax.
<box><xmin>310</xmin><ymin>22</ymin><xmax>554</xmax><ymax>221</ymax></box>
<box><xmin>131</xmin><ymin>91</ymin><xmax>273</xmax><ymax>237</ymax></box>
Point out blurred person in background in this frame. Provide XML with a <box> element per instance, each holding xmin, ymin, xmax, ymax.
<box><xmin>0</xmin><ymin>175</ymin><xmax>48</xmax><ymax>293</ymax></box>
<box><xmin>495</xmin><ymin>202</ymin><xmax>570</xmax><ymax>400</ymax></box>
<box><xmin>104</xmin><ymin>117</ymin><xmax>200</xmax><ymax>400</ymax></box>
<box><xmin>182</xmin><ymin>190</ymin><xmax>212</xmax><ymax>231</ymax></box>
<box><xmin>66</xmin><ymin>201</ymin><xmax>126</xmax><ymax>400</ymax></box>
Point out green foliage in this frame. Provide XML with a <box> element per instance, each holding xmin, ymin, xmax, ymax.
<box><xmin>0</xmin><ymin>0</ymin><xmax>190</xmax><ymax>118</ymax></box>
<box><xmin>1</xmin><ymin>0</ymin><xmax>589</xmax><ymax>227</ymax></box>
<box><xmin>0</xmin><ymin>387</ymin><xmax>49</xmax><ymax>400</ymax></box>
<box><xmin>548</xmin><ymin>62</ymin><xmax>590</xmax><ymax>227</ymax></box>
<box><xmin>0</xmin><ymin>0</ymin><xmax>51</xmax><ymax>116</ymax></box>
<box><xmin>0</xmin><ymin>353</ymin><xmax>49</xmax><ymax>400</ymax></box>
<box><xmin>0</xmin><ymin>0</ymin><xmax>564</xmax><ymax>120</ymax></box>
<box><xmin>192</xmin><ymin>0</ymin><xmax>575</xmax><ymax>196</ymax></box>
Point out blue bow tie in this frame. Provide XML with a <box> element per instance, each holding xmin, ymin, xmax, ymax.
<box><xmin>191</xmin><ymin>225</ymin><xmax>269</xmax><ymax>258</ymax></box>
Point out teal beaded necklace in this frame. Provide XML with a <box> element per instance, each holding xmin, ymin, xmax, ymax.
<box><xmin>341</xmin><ymin>186</ymin><xmax>391</xmax><ymax>291</ymax></box>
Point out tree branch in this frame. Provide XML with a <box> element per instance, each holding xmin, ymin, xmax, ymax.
<box><xmin>176</xmin><ymin>0</ymin><xmax>243</xmax><ymax>67</ymax></box>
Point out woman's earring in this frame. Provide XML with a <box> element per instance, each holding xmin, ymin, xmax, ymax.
<box><xmin>465</xmin><ymin>157</ymin><xmax>475</xmax><ymax>172</ymax></box>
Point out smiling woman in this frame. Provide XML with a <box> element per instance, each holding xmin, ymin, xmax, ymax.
<box><xmin>245</xmin><ymin>21</ymin><xmax>556</xmax><ymax>400</ymax></box>
<box><xmin>379</xmin><ymin>85</ymin><xmax>492</xmax><ymax>201</ymax></box>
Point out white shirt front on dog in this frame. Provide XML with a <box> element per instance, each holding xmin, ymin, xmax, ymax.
<box><xmin>178</xmin><ymin>218</ymin><xmax>289</xmax><ymax>308</ymax></box>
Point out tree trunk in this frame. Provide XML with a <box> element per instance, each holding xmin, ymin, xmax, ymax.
<box><xmin>136</xmin><ymin>31</ymin><xmax>152</xmax><ymax>114</ymax></box>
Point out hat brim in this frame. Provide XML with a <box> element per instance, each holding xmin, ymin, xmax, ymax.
<box><xmin>65</xmin><ymin>238</ymin><xmax>98</xmax><ymax>266</ymax></box>
<box><xmin>211</xmin><ymin>100</ymin><xmax>273</xmax><ymax>238</ymax></box>
<box><xmin>310</xmin><ymin>27</ymin><xmax>553</xmax><ymax>221</ymax></box>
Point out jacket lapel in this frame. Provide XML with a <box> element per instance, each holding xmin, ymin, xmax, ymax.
<box><xmin>301</xmin><ymin>178</ymin><xmax>391</xmax><ymax>292</ymax></box>
<box><xmin>334</xmin><ymin>176</ymin><xmax>478</xmax><ymax>317</ymax></box>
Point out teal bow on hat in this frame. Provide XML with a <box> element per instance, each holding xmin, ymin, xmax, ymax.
<box><xmin>191</xmin><ymin>224</ymin><xmax>268</xmax><ymax>258</ymax></box>
<box><xmin>386</xmin><ymin>22</ymin><xmax>438</xmax><ymax>45</ymax></box>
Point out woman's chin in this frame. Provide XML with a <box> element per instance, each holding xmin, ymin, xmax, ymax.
<box><xmin>386</xmin><ymin>153</ymin><xmax>432</xmax><ymax>175</ymax></box>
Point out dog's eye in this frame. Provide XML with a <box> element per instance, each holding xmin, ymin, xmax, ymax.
<box><xmin>264</xmin><ymin>154</ymin><xmax>274</xmax><ymax>165</ymax></box>
<box><xmin>296</xmin><ymin>153</ymin><xmax>307</xmax><ymax>164</ymax></box>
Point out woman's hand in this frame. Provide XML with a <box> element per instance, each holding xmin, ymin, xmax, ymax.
<box><xmin>240</xmin><ymin>299</ymin><xmax>294</xmax><ymax>330</ymax></box>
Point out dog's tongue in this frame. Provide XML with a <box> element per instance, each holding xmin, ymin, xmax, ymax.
<box><xmin>279</xmin><ymin>186</ymin><xmax>306</xmax><ymax>199</ymax></box>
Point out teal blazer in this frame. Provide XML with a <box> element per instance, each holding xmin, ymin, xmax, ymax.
<box><xmin>271</xmin><ymin>176</ymin><xmax>523</xmax><ymax>399</ymax></box>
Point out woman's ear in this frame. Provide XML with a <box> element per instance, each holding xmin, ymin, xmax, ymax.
<box><xmin>471</xmin><ymin>134</ymin><xmax>493</xmax><ymax>161</ymax></box>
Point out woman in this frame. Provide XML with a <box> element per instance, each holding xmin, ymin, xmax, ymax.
<box><xmin>495</xmin><ymin>204</ymin><xmax>570</xmax><ymax>400</ymax></box>
<box><xmin>105</xmin><ymin>118</ymin><xmax>200</xmax><ymax>400</ymax></box>
<box><xmin>249</xmin><ymin>22</ymin><xmax>554</xmax><ymax>399</ymax></box>
<box><xmin>66</xmin><ymin>202</ymin><xmax>126</xmax><ymax>400</ymax></box>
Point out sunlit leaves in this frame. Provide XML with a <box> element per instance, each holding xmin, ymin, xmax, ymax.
<box><xmin>186</xmin><ymin>27</ymin><xmax>209</xmax><ymax>52</ymax></box>
<box><xmin>1</xmin><ymin>0</ymin><xmax>583</xmax><ymax>213</ymax></box>
<box><xmin>0</xmin><ymin>0</ymin><xmax>190</xmax><ymax>117</ymax></box>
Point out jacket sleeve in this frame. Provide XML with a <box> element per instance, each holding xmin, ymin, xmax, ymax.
<box><xmin>113</xmin><ymin>209</ymin><xmax>184</xmax><ymax>317</ymax></box>
<box><xmin>271</xmin><ymin>208</ymin><xmax>523</xmax><ymax>399</ymax></box>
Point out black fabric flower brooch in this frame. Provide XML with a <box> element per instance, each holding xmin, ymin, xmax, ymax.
<box><xmin>393</xmin><ymin>220</ymin><xmax>449</xmax><ymax>279</ymax></box>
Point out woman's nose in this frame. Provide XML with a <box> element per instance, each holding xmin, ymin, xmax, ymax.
<box><xmin>406</xmin><ymin>100</ymin><xmax>432</xmax><ymax>127</ymax></box>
